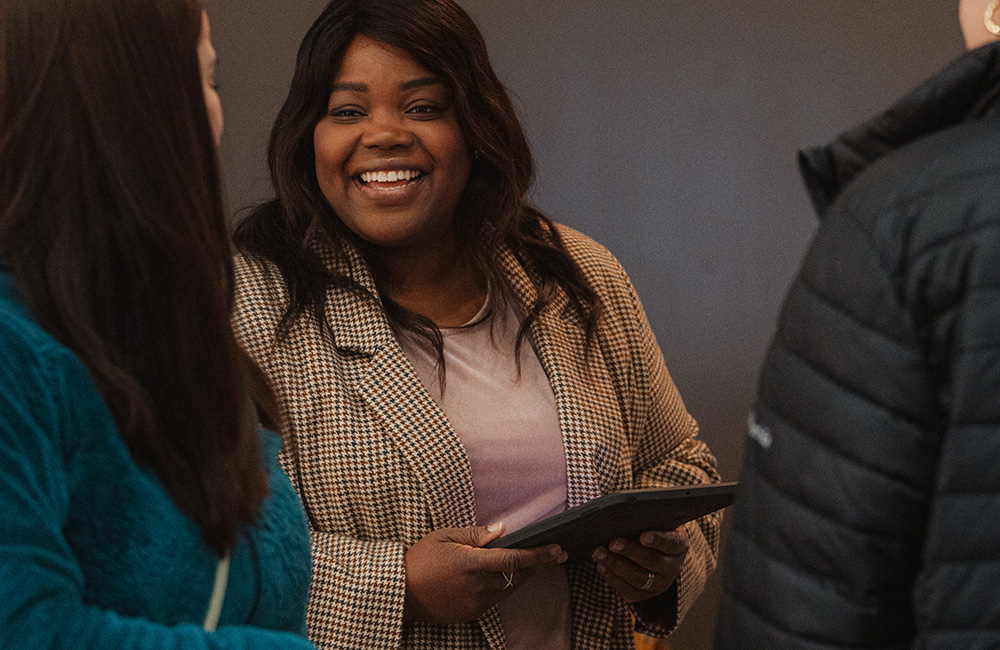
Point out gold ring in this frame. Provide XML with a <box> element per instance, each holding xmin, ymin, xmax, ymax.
<box><xmin>502</xmin><ymin>571</ymin><xmax>514</xmax><ymax>590</ymax></box>
<box><xmin>640</xmin><ymin>572</ymin><xmax>655</xmax><ymax>591</ymax></box>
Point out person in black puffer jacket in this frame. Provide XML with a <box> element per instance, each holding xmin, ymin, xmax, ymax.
<box><xmin>714</xmin><ymin>3</ymin><xmax>1000</xmax><ymax>648</ymax></box>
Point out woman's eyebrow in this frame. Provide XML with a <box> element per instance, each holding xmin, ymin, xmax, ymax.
<box><xmin>331</xmin><ymin>81</ymin><xmax>367</xmax><ymax>92</ymax></box>
<box><xmin>330</xmin><ymin>77</ymin><xmax>442</xmax><ymax>93</ymax></box>
<box><xmin>400</xmin><ymin>76</ymin><xmax>443</xmax><ymax>91</ymax></box>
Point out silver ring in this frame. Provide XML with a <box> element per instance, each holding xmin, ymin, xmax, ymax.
<box><xmin>640</xmin><ymin>571</ymin><xmax>655</xmax><ymax>591</ymax></box>
<box><xmin>502</xmin><ymin>571</ymin><xmax>514</xmax><ymax>590</ymax></box>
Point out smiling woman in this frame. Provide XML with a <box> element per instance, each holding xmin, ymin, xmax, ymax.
<box><xmin>313</xmin><ymin>36</ymin><xmax>472</xmax><ymax>266</ymax></box>
<box><xmin>231</xmin><ymin>1</ymin><xmax>723</xmax><ymax>649</ymax></box>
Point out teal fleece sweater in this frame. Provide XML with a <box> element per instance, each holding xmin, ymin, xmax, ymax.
<box><xmin>0</xmin><ymin>272</ymin><xmax>315</xmax><ymax>649</ymax></box>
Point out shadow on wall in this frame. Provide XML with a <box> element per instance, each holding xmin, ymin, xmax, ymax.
<box><xmin>212</xmin><ymin>1</ymin><xmax>963</xmax><ymax>648</ymax></box>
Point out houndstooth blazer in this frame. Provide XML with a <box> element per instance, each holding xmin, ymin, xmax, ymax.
<box><xmin>233</xmin><ymin>223</ymin><xmax>722</xmax><ymax>650</ymax></box>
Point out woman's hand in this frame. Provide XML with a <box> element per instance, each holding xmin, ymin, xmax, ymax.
<box><xmin>403</xmin><ymin>522</ymin><xmax>568</xmax><ymax>624</ymax></box>
<box><xmin>590</xmin><ymin>527</ymin><xmax>690</xmax><ymax>603</ymax></box>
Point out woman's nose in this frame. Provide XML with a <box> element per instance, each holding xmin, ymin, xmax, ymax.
<box><xmin>361</xmin><ymin>110</ymin><xmax>415</xmax><ymax>150</ymax></box>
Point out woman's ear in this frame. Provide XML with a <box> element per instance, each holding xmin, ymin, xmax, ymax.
<box><xmin>958</xmin><ymin>0</ymin><xmax>1000</xmax><ymax>50</ymax></box>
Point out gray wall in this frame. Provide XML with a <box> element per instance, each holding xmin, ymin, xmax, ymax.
<box><xmin>212</xmin><ymin>2</ymin><xmax>963</xmax><ymax>647</ymax></box>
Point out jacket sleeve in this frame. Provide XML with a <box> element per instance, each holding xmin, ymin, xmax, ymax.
<box><xmin>0</xmin><ymin>337</ymin><xmax>315</xmax><ymax>650</ymax></box>
<box><xmin>714</xmin><ymin>205</ymin><xmax>941</xmax><ymax>649</ymax></box>
<box><xmin>299</xmin><ymin>528</ymin><xmax>407</xmax><ymax>648</ymax></box>
<box><xmin>596</xmin><ymin>253</ymin><xmax>723</xmax><ymax>637</ymax></box>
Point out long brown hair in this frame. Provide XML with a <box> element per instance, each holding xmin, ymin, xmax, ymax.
<box><xmin>0</xmin><ymin>0</ymin><xmax>273</xmax><ymax>554</ymax></box>
<box><xmin>235</xmin><ymin>0</ymin><xmax>601</xmax><ymax>359</ymax></box>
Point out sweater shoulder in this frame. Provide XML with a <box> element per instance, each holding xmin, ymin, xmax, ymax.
<box><xmin>0</xmin><ymin>281</ymin><xmax>62</xmax><ymax>368</ymax></box>
<box><xmin>0</xmin><ymin>282</ymin><xmax>78</xmax><ymax>422</ymax></box>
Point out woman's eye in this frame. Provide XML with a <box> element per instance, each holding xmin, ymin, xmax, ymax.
<box><xmin>406</xmin><ymin>103</ymin><xmax>443</xmax><ymax>117</ymax></box>
<box><xmin>329</xmin><ymin>107</ymin><xmax>365</xmax><ymax>120</ymax></box>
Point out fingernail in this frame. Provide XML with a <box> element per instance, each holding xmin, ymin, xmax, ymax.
<box><xmin>610</xmin><ymin>540</ymin><xmax>624</xmax><ymax>552</ymax></box>
<box><xmin>488</xmin><ymin>522</ymin><xmax>502</xmax><ymax>533</ymax></box>
<box><xmin>641</xmin><ymin>532</ymin><xmax>655</xmax><ymax>545</ymax></box>
<box><xmin>548</xmin><ymin>546</ymin><xmax>562</xmax><ymax>558</ymax></box>
<box><xmin>596</xmin><ymin>563</ymin><xmax>607</xmax><ymax>574</ymax></box>
<box><xmin>592</xmin><ymin>548</ymin><xmax>607</xmax><ymax>562</ymax></box>
<box><xmin>558</xmin><ymin>552</ymin><xmax>569</xmax><ymax>564</ymax></box>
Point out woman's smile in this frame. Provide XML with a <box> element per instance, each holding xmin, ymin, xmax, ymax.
<box><xmin>351</xmin><ymin>167</ymin><xmax>427</xmax><ymax>204</ymax></box>
<box><xmin>357</xmin><ymin>169</ymin><xmax>422</xmax><ymax>184</ymax></box>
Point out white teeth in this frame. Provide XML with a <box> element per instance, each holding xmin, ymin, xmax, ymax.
<box><xmin>360</xmin><ymin>170</ymin><xmax>418</xmax><ymax>183</ymax></box>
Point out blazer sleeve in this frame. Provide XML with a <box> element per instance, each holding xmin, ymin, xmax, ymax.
<box><xmin>0</xmin><ymin>334</ymin><xmax>315</xmax><ymax>650</ymax></box>
<box><xmin>234</xmin><ymin>255</ymin><xmax>412</xmax><ymax>648</ymax></box>
<box><xmin>298</xmin><ymin>527</ymin><xmax>407</xmax><ymax>648</ymax></box>
<box><xmin>594</xmin><ymin>251</ymin><xmax>722</xmax><ymax>636</ymax></box>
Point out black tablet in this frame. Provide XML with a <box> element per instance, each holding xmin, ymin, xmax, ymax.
<box><xmin>484</xmin><ymin>482</ymin><xmax>737</xmax><ymax>562</ymax></box>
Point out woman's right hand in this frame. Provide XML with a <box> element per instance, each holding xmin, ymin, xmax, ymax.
<box><xmin>402</xmin><ymin>522</ymin><xmax>568</xmax><ymax>624</ymax></box>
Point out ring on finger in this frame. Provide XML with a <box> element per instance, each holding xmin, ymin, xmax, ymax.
<box><xmin>639</xmin><ymin>571</ymin><xmax>655</xmax><ymax>591</ymax></box>
<box><xmin>502</xmin><ymin>571</ymin><xmax>514</xmax><ymax>590</ymax></box>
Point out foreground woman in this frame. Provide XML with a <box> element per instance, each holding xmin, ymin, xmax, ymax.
<box><xmin>0</xmin><ymin>0</ymin><xmax>314</xmax><ymax>647</ymax></box>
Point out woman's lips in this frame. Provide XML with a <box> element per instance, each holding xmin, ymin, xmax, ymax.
<box><xmin>357</xmin><ymin>169</ymin><xmax>424</xmax><ymax>189</ymax></box>
<box><xmin>359</xmin><ymin>169</ymin><xmax>421</xmax><ymax>183</ymax></box>
<box><xmin>353</xmin><ymin>169</ymin><xmax>425</xmax><ymax>202</ymax></box>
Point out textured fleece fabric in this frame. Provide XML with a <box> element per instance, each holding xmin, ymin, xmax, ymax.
<box><xmin>0</xmin><ymin>271</ymin><xmax>315</xmax><ymax>649</ymax></box>
<box><xmin>714</xmin><ymin>41</ymin><xmax>1000</xmax><ymax>649</ymax></box>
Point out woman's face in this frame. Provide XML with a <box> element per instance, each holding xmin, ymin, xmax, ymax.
<box><xmin>198</xmin><ymin>11</ymin><xmax>223</xmax><ymax>146</ymax></box>
<box><xmin>312</xmin><ymin>35</ymin><xmax>472</xmax><ymax>252</ymax></box>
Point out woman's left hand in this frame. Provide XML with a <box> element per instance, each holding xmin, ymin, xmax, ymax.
<box><xmin>590</xmin><ymin>527</ymin><xmax>690</xmax><ymax>602</ymax></box>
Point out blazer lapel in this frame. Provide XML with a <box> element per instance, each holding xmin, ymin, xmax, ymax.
<box><xmin>358</xmin><ymin>344</ymin><xmax>477</xmax><ymax>529</ymax></box>
<box><xmin>321</xmin><ymin>244</ymin><xmax>478</xmax><ymax>532</ymax></box>
<box><xmin>499</xmin><ymin>242</ymin><xmax>628</xmax><ymax>648</ymax></box>
<box><xmin>497</xmin><ymin>246</ymin><xmax>631</xmax><ymax>509</ymax></box>
<box><xmin>321</xmin><ymin>245</ymin><xmax>503</xmax><ymax>649</ymax></box>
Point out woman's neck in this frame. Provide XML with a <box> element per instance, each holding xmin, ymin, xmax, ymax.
<box><xmin>375</xmin><ymin>239</ymin><xmax>488</xmax><ymax>328</ymax></box>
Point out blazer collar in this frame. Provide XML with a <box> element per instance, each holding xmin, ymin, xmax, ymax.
<box><xmin>317</xmin><ymin>238</ymin><xmax>583</xmax><ymax>354</ymax></box>
<box><xmin>312</xmin><ymin>237</ymin><xmax>396</xmax><ymax>354</ymax></box>
<box><xmin>496</xmin><ymin>242</ymin><xmax>574</xmax><ymax>327</ymax></box>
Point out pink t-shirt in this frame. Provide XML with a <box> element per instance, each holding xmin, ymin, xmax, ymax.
<box><xmin>397</xmin><ymin>297</ymin><xmax>572</xmax><ymax>650</ymax></box>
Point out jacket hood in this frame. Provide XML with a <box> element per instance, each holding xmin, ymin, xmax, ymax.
<box><xmin>799</xmin><ymin>40</ymin><xmax>1000</xmax><ymax>216</ymax></box>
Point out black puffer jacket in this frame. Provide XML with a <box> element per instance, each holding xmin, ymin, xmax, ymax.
<box><xmin>715</xmin><ymin>41</ymin><xmax>1000</xmax><ymax>649</ymax></box>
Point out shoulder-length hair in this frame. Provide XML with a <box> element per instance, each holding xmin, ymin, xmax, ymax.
<box><xmin>235</xmin><ymin>0</ymin><xmax>600</xmax><ymax>358</ymax></box>
<box><xmin>0</xmin><ymin>0</ymin><xmax>274</xmax><ymax>555</ymax></box>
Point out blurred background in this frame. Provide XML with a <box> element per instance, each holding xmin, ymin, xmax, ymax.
<box><xmin>211</xmin><ymin>1</ymin><xmax>963</xmax><ymax>647</ymax></box>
